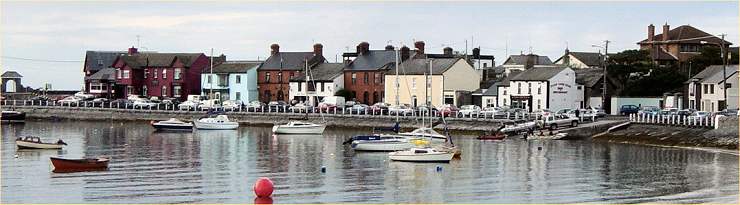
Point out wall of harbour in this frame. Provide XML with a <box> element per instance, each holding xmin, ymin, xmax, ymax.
<box><xmin>593</xmin><ymin>116</ymin><xmax>739</xmax><ymax>150</ymax></box>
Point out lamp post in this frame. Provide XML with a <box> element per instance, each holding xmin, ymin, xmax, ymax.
<box><xmin>700</xmin><ymin>33</ymin><xmax>728</xmax><ymax>110</ymax></box>
<box><xmin>592</xmin><ymin>40</ymin><xmax>610</xmax><ymax>111</ymax></box>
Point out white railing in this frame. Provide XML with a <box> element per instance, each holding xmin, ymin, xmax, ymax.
<box><xmin>628</xmin><ymin>113</ymin><xmax>716</xmax><ymax>128</ymax></box>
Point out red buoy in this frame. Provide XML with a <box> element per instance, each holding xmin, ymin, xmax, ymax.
<box><xmin>253</xmin><ymin>177</ymin><xmax>274</xmax><ymax>197</ymax></box>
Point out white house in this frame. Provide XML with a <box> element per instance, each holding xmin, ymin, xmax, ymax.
<box><xmin>289</xmin><ymin>63</ymin><xmax>345</xmax><ymax>106</ymax></box>
<box><xmin>384</xmin><ymin>57</ymin><xmax>480</xmax><ymax>107</ymax></box>
<box><xmin>498</xmin><ymin>54</ymin><xmax>553</xmax><ymax>74</ymax></box>
<box><xmin>686</xmin><ymin>65</ymin><xmax>739</xmax><ymax>112</ymax></box>
<box><xmin>500</xmin><ymin>65</ymin><xmax>584</xmax><ymax>112</ymax></box>
<box><xmin>201</xmin><ymin>61</ymin><xmax>261</xmax><ymax>102</ymax></box>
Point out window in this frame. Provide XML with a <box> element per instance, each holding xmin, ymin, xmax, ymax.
<box><xmin>265</xmin><ymin>72</ymin><xmax>271</xmax><ymax>83</ymax></box>
<box><xmin>90</xmin><ymin>83</ymin><xmax>102</xmax><ymax>91</ymax></box>
<box><xmin>504</xmin><ymin>98</ymin><xmax>507</xmax><ymax>105</ymax></box>
<box><xmin>517</xmin><ymin>82</ymin><xmax>521</xmax><ymax>94</ymax></box>
<box><xmin>117</xmin><ymin>69</ymin><xmax>122</xmax><ymax>79</ymax></box>
<box><xmin>142</xmin><ymin>85</ymin><xmax>148</xmax><ymax>96</ymax></box>
<box><xmin>364</xmin><ymin>73</ymin><xmax>369</xmax><ymax>84</ymax></box>
<box><xmin>236</xmin><ymin>92</ymin><xmax>241</xmax><ymax>100</ymax></box>
<box><xmin>483</xmin><ymin>63</ymin><xmax>488</xmax><ymax>67</ymax></box>
<box><xmin>278</xmin><ymin>72</ymin><xmax>283</xmax><ymax>83</ymax></box>
<box><xmin>174</xmin><ymin>68</ymin><xmax>181</xmax><ymax>80</ymax></box>
<box><xmin>320</xmin><ymin>82</ymin><xmax>325</xmax><ymax>92</ymax></box>
<box><xmin>412</xmin><ymin>78</ymin><xmax>417</xmax><ymax>89</ymax></box>
<box><xmin>380</xmin><ymin>73</ymin><xmax>384</xmax><ymax>84</ymax></box>
<box><xmin>127</xmin><ymin>86</ymin><xmax>133</xmax><ymax>96</ymax></box>
<box><xmin>710</xmin><ymin>84</ymin><xmax>715</xmax><ymax>94</ymax></box>
<box><xmin>161</xmin><ymin>86</ymin><xmax>168</xmax><ymax>97</ymax></box>
<box><xmin>680</xmin><ymin>44</ymin><xmax>700</xmax><ymax>53</ymax></box>
<box><xmin>503</xmin><ymin>89</ymin><xmax>507</xmax><ymax>95</ymax></box>
<box><xmin>123</xmin><ymin>70</ymin><xmax>130</xmax><ymax>79</ymax></box>
<box><xmin>236</xmin><ymin>75</ymin><xmax>241</xmax><ymax>84</ymax></box>
<box><xmin>537</xmin><ymin>99</ymin><xmax>541</xmax><ymax>110</ymax></box>
<box><xmin>726</xmin><ymin>83</ymin><xmax>732</xmax><ymax>89</ymax></box>
<box><xmin>351</xmin><ymin>72</ymin><xmax>357</xmax><ymax>85</ymax></box>
<box><xmin>173</xmin><ymin>86</ymin><xmax>181</xmax><ymax>98</ymax></box>
<box><xmin>218</xmin><ymin>74</ymin><xmax>228</xmax><ymax>87</ymax></box>
<box><xmin>162</xmin><ymin>69</ymin><xmax>167</xmax><ymax>79</ymax></box>
<box><xmin>704</xmin><ymin>84</ymin><xmax>708</xmax><ymax>94</ymax></box>
<box><xmin>154</xmin><ymin>69</ymin><xmax>158</xmax><ymax>79</ymax></box>
<box><xmin>207</xmin><ymin>75</ymin><xmax>212</xmax><ymax>84</ymax></box>
<box><xmin>97</xmin><ymin>59</ymin><xmax>104</xmax><ymax>65</ymax></box>
<box><xmin>374</xmin><ymin>73</ymin><xmax>380</xmax><ymax>84</ymax></box>
<box><xmin>298</xmin><ymin>82</ymin><xmax>302</xmax><ymax>91</ymax></box>
<box><xmin>144</xmin><ymin>69</ymin><xmax>149</xmax><ymax>79</ymax></box>
<box><xmin>528</xmin><ymin>82</ymin><xmax>531</xmax><ymax>94</ymax></box>
<box><xmin>537</xmin><ymin>86</ymin><xmax>541</xmax><ymax>94</ymax></box>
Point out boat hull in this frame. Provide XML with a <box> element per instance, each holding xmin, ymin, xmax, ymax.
<box><xmin>50</xmin><ymin>157</ymin><xmax>109</xmax><ymax>173</ymax></box>
<box><xmin>272</xmin><ymin>125</ymin><xmax>326</xmax><ymax>134</ymax></box>
<box><xmin>1</xmin><ymin>111</ymin><xmax>25</xmax><ymax>122</ymax></box>
<box><xmin>351</xmin><ymin>141</ymin><xmax>414</xmax><ymax>151</ymax></box>
<box><xmin>194</xmin><ymin>121</ymin><xmax>239</xmax><ymax>130</ymax></box>
<box><xmin>16</xmin><ymin>140</ymin><xmax>64</xmax><ymax>149</ymax></box>
<box><xmin>388</xmin><ymin>152</ymin><xmax>454</xmax><ymax>163</ymax></box>
<box><xmin>151</xmin><ymin>123</ymin><xmax>193</xmax><ymax>131</ymax></box>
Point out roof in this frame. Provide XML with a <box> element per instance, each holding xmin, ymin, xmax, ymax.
<box><xmin>1</xmin><ymin>71</ymin><xmax>22</xmax><ymax>78</ymax></box>
<box><xmin>652</xmin><ymin>47</ymin><xmax>678</xmax><ymax>61</ymax></box>
<box><xmin>483</xmin><ymin>83</ymin><xmax>498</xmax><ymax>96</ymax></box>
<box><xmin>638</xmin><ymin>25</ymin><xmax>733</xmax><ymax>45</ymax></box>
<box><xmin>291</xmin><ymin>63</ymin><xmax>344</xmax><ymax>82</ymax></box>
<box><xmin>510</xmin><ymin>65</ymin><xmax>567</xmax><ymax>81</ymax></box>
<box><xmin>699</xmin><ymin>65</ymin><xmax>739</xmax><ymax>84</ymax></box>
<box><xmin>205</xmin><ymin>61</ymin><xmax>262</xmax><ymax>74</ymax></box>
<box><xmin>84</xmin><ymin>51</ymin><xmax>127</xmax><ymax>72</ymax></box>
<box><xmin>118</xmin><ymin>53</ymin><xmax>204</xmax><ymax>69</ymax></box>
<box><xmin>503</xmin><ymin>54</ymin><xmax>552</xmax><ymax>65</ymax></box>
<box><xmin>259</xmin><ymin>52</ymin><xmax>325</xmax><ymax>71</ymax></box>
<box><xmin>574</xmin><ymin>68</ymin><xmax>604</xmax><ymax>87</ymax></box>
<box><xmin>554</xmin><ymin>51</ymin><xmax>605</xmax><ymax>67</ymax></box>
<box><xmin>495</xmin><ymin>70</ymin><xmax>522</xmax><ymax>87</ymax></box>
<box><xmin>345</xmin><ymin>50</ymin><xmax>397</xmax><ymax>71</ymax></box>
<box><xmin>387</xmin><ymin>58</ymin><xmax>463</xmax><ymax>75</ymax></box>
<box><xmin>85</xmin><ymin>67</ymin><xmax>116</xmax><ymax>81</ymax></box>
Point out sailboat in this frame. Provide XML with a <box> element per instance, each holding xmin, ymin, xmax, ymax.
<box><xmin>272</xmin><ymin>59</ymin><xmax>326</xmax><ymax>134</ymax></box>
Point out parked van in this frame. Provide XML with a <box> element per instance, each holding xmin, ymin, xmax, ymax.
<box><xmin>320</xmin><ymin>96</ymin><xmax>345</xmax><ymax>108</ymax></box>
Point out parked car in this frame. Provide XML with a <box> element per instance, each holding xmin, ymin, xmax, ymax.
<box><xmin>289</xmin><ymin>103</ymin><xmax>310</xmax><ymax>113</ymax></box>
<box><xmin>199</xmin><ymin>99</ymin><xmax>222</xmax><ymax>110</ymax></box>
<box><xmin>370</xmin><ymin>102</ymin><xmax>389</xmax><ymax>114</ymax></box>
<box><xmin>589</xmin><ymin>107</ymin><xmax>607</xmax><ymax>117</ymax></box>
<box><xmin>222</xmin><ymin>100</ymin><xmax>243</xmax><ymax>110</ymax></box>
<box><xmin>246</xmin><ymin>101</ymin><xmax>265</xmax><ymax>112</ymax></box>
<box><xmin>539</xmin><ymin>114</ymin><xmax>579</xmax><ymax>130</ymax></box>
<box><xmin>506</xmin><ymin>108</ymin><xmax>528</xmax><ymax>117</ymax></box>
<box><xmin>459</xmin><ymin>105</ymin><xmax>481</xmax><ymax>117</ymax></box>
<box><xmin>345</xmin><ymin>100</ymin><xmax>358</xmax><ymax>108</ymax></box>
<box><xmin>688</xmin><ymin>111</ymin><xmax>711</xmax><ymax>121</ymax></box>
<box><xmin>348</xmin><ymin>104</ymin><xmax>369</xmax><ymax>114</ymax></box>
<box><xmin>676</xmin><ymin>109</ymin><xmax>693</xmax><ymax>116</ymax></box>
<box><xmin>58</xmin><ymin>96</ymin><xmax>82</xmax><ymax>105</ymax></box>
<box><xmin>480</xmin><ymin>107</ymin><xmax>506</xmax><ymax>118</ymax></box>
<box><xmin>638</xmin><ymin>106</ymin><xmax>660</xmax><ymax>115</ymax></box>
<box><xmin>30</xmin><ymin>95</ymin><xmax>50</xmax><ymax>101</ymax></box>
<box><xmin>388</xmin><ymin>105</ymin><xmax>414</xmax><ymax>116</ymax></box>
<box><xmin>74</xmin><ymin>92</ymin><xmax>95</xmax><ymax>100</ymax></box>
<box><xmin>178</xmin><ymin>100</ymin><xmax>201</xmax><ymax>110</ymax></box>
<box><xmin>413</xmin><ymin>105</ymin><xmax>438</xmax><ymax>116</ymax></box>
<box><xmin>161</xmin><ymin>97</ymin><xmax>180</xmax><ymax>105</ymax></box>
<box><xmin>567</xmin><ymin>109</ymin><xmax>597</xmax><ymax>121</ymax></box>
<box><xmin>438</xmin><ymin>104</ymin><xmax>459</xmax><ymax>117</ymax></box>
<box><xmin>133</xmin><ymin>99</ymin><xmax>158</xmax><ymax>109</ymax></box>
<box><xmin>111</xmin><ymin>99</ymin><xmax>132</xmax><ymax>108</ymax></box>
<box><xmin>127</xmin><ymin>95</ymin><xmax>145</xmax><ymax>101</ymax></box>
<box><xmin>531</xmin><ymin>109</ymin><xmax>552</xmax><ymax>118</ymax></box>
<box><xmin>619</xmin><ymin>105</ymin><xmax>639</xmax><ymax>115</ymax></box>
<box><xmin>268</xmin><ymin>101</ymin><xmax>289</xmax><ymax>112</ymax></box>
<box><xmin>716</xmin><ymin>109</ymin><xmax>739</xmax><ymax>116</ymax></box>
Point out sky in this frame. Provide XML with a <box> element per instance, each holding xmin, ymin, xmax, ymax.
<box><xmin>2</xmin><ymin>1</ymin><xmax>738</xmax><ymax>90</ymax></box>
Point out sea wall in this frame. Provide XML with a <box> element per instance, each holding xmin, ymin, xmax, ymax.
<box><xmin>594</xmin><ymin>118</ymin><xmax>739</xmax><ymax>150</ymax></box>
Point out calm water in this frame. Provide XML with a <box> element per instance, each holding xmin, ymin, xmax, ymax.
<box><xmin>2</xmin><ymin>120</ymin><xmax>738</xmax><ymax>203</ymax></box>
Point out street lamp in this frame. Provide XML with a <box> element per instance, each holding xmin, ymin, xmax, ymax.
<box><xmin>700</xmin><ymin>34</ymin><xmax>728</xmax><ymax>110</ymax></box>
<box><xmin>592</xmin><ymin>41</ymin><xmax>610</xmax><ymax>111</ymax></box>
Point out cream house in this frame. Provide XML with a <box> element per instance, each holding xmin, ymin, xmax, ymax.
<box><xmin>498</xmin><ymin>65</ymin><xmax>584</xmax><ymax>112</ymax></box>
<box><xmin>686</xmin><ymin>65</ymin><xmax>739</xmax><ymax>111</ymax></box>
<box><xmin>384</xmin><ymin>57</ymin><xmax>479</xmax><ymax>107</ymax></box>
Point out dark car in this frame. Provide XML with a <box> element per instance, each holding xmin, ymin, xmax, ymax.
<box><xmin>268</xmin><ymin>101</ymin><xmax>289</xmax><ymax>112</ymax></box>
<box><xmin>110</xmin><ymin>99</ymin><xmax>133</xmax><ymax>108</ymax></box>
<box><xmin>619</xmin><ymin>105</ymin><xmax>639</xmax><ymax>115</ymax></box>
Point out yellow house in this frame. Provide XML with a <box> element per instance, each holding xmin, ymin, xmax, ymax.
<box><xmin>384</xmin><ymin>57</ymin><xmax>479</xmax><ymax>107</ymax></box>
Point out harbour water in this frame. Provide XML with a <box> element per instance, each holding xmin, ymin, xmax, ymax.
<box><xmin>2</xmin><ymin>121</ymin><xmax>738</xmax><ymax>203</ymax></box>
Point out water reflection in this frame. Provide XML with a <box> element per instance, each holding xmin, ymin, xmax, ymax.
<box><xmin>1</xmin><ymin>121</ymin><xmax>738</xmax><ymax>203</ymax></box>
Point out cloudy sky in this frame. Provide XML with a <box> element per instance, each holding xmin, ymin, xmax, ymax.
<box><xmin>2</xmin><ymin>1</ymin><xmax>738</xmax><ymax>89</ymax></box>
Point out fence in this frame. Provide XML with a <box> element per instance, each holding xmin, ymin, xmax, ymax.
<box><xmin>628</xmin><ymin>113</ymin><xmax>719</xmax><ymax>129</ymax></box>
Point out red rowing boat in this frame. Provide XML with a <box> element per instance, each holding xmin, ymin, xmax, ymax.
<box><xmin>476</xmin><ymin>133</ymin><xmax>506</xmax><ymax>140</ymax></box>
<box><xmin>50</xmin><ymin>156</ymin><xmax>109</xmax><ymax>173</ymax></box>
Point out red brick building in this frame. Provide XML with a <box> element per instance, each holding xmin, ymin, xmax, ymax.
<box><xmin>111</xmin><ymin>47</ymin><xmax>209</xmax><ymax>100</ymax></box>
<box><xmin>341</xmin><ymin>42</ymin><xmax>403</xmax><ymax>104</ymax></box>
<box><xmin>637</xmin><ymin>23</ymin><xmax>732</xmax><ymax>68</ymax></box>
<box><xmin>257</xmin><ymin>44</ymin><xmax>325</xmax><ymax>102</ymax></box>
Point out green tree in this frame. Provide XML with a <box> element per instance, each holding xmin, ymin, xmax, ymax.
<box><xmin>687</xmin><ymin>46</ymin><xmax>739</xmax><ymax>76</ymax></box>
<box><xmin>334</xmin><ymin>89</ymin><xmax>354</xmax><ymax>99</ymax></box>
<box><xmin>607</xmin><ymin>49</ymin><xmax>688</xmax><ymax>96</ymax></box>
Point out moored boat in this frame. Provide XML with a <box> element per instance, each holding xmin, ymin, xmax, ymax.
<box><xmin>50</xmin><ymin>156</ymin><xmax>109</xmax><ymax>173</ymax></box>
<box><xmin>388</xmin><ymin>147</ymin><xmax>454</xmax><ymax>163</ymax></box>
<box><xmin>151</xmin><ymin>118</ymin><xmax>193</xmax><ymax>131</ymax></box>
<box><xmin>2</xmin><ymin>110</ymin><xmax>26</xmax><ymax>122</ymax></box>
<box><xmin>15</xmin><ymin>136</ymin><xmax>67</xmax><ymax>149</ymax></box>
<box><xmin>349</xmin><ymin>134</ymin><xmax>427</xmax><ymax>152</ymax></box>
<box><xmin>194</xmin><ymin>115</ymin><xmax>239</xmax><ymax>130</ymax></box>
<box><xmin>272</xmin><ymin>121</ymin><xmax>326</xmax><ymax>134</ymax></box>
<box><xmin>396</xmin><ymin>127</ymin><xmax>447</xmax><ymax>142</ymax></box>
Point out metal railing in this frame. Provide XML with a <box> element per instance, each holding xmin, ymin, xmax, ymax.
<box><xmin>628</xmin><ymin>113</ymin><xmax>717</xmax><ymax>128</ymax></box>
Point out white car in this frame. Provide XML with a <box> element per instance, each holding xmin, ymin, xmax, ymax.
<box><xmin>222</xmin><ymin>100</ymin><xmax>243</xmax><ymax>110</ymax></box>
<box><xmin>178</xmin><ymin>100</ymin><xmax>201</xmax><ymax>110</ymax></box>
<box><xmin>480</xmin><ymin>107</ymin><xmax>506</xmax><ymax>118</ymax></box>
<box><xmin>199</xmin><ymin>99</ymin><xmax>222</xmax><ymax>109</ymax></box>
<box><xmin>688</xmin><ymin>111</ymin><xmax>711</xmax><ymax>121</ymax></box>
<box><xmin>127</xmin><ymin>95</ymin><xmax>145</xmax><ymax>101</ymax></box>
<box><xmin>74</xmin><ymin>92</ymin><xmax>95</xmax><ymax>100</ymax></box>
<box><xmin>133</xmin><ymin>99</ymin><xmax>158</xmax><ymax>108</ymax></box>
<box><xmin>58</xmin><ymin>96</ymin><xmax>82</xmax><ymax>105</ymax></box>
<box><xmin>289</xmin><ymin>103</ymin><xmax>310</xmax><ymax>112</ymax></box>
<box><xmin>388</xmin><ymin>105</ymin><xmax>414</xmax><ymax>115</ymax></box>
<box><xmin>459</xmin><ymin>105</ymin><xmax>481</xmax><ymax>116</ymax></box>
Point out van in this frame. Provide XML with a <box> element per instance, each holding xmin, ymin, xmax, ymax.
<box><xmin>320</xmin><ymin>96</ymin><xmax>345</xmax><ymax>108</ymax></box>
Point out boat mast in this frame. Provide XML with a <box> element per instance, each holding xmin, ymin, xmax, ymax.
<box><xmin>395</xmin><ymin>47</ymin><xmax>400</xmax><ymax>123</ymax></box>
<box><xmin>429</xmin><ymin>59</ymin><xmax>433</xmax><ymax>129</ymax></box>
<box><xmin>209</xmin><ymin>48</ymin><xmax>214</xmax><ymax>100</ymax></box>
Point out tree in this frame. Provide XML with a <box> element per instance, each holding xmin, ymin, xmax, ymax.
<box><xmin>607</xmin><ymin>49</ymin><xmax>688</xmax><ymax>96</ymax></box>
<box><xmin>687</xmin><ymin>46</ymin><xmax>739</xmax><ymax>76</ymax></box>
<box><xmin>334</xmin><ymin>88</ymin><xmax>354</xmax><ymax>99</ymax></box>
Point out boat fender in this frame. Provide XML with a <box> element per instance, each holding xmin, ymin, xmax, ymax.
<box><xmin>254</xmin><ymin>177</ymin><xmax>274</xmax><ymax>197</ymax></box>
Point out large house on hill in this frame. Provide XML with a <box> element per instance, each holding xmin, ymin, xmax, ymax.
<box><xmin>637</xmin><ymin>23</ymin><xmax>732</xmax><ymax>68</ymax></box>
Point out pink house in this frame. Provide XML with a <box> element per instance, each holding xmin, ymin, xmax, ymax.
<box><xmin>111</xmin><ymin>47</ymin><xmax>209</xmax><ymax>100</ymax></box>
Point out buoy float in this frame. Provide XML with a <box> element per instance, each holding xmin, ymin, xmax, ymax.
<box><xmin>253</xmin><ymin>177</ymin><xmax>274</xmax><ymax>197</ymax></box>
<box><xmin>254</xmin><ymin>196</ymin><xmax>273</xmax><ymax>204</ymax></box>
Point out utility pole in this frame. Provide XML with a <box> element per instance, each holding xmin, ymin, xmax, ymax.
<box><xmin>720</xmin><ymin>34</ymin><xmax>727</xmax><ymax>110</ymax></box>
<box><xmin>602</xmin><ymin>40</ymin><xmax>610</xmax><ymax>111</ymax></box>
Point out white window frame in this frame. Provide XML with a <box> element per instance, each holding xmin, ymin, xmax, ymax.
<box><xmin>123</xmin><ymin>70</ymin><xmax>130</xmax><ymax>79</ymax></box>
<box><xmin>162</xmin><ymin>69</ymin><xmax>167</xmax><ymax>79</ymax></box>
<box><xmin>173</xmin><ymin>86</ymin><xmax>181</xmax><ymax>98</ymax></box>
<box><xmin>174</xmin><ymin>68</ymin><xmax>182</xmax><ymax>80</ymax></box>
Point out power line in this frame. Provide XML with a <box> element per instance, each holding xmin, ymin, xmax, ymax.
<box><xmin>1</xmin><ymin>56</ymin><xmax>82</xmax><ymax>63</ymax></box>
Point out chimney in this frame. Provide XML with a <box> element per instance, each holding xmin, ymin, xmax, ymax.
<box><xmin>414</xmin><ymin>41</ymin><xmax>425</xmax><ymax>54</ymax></box>
<box><xmin>313</xmin><ymin>43</ymin><xmax>323</xmax><ymax>57</ymax></box>
<box><xmin>357</xmin><ymin>42</ymin><xmax>370</xmax><ymax>55</ymax></box>
<box><xmin>472</xmin><ymin>48</ymin><xmax>480</xmax><ymax>59</ymax></box>
<box><xmin>662</xmin><ymin>23</ymin><xmax>669</xmax><ymax>42</ymax></box>
<box><xmin>443</xmin><ymin>47</ymin><xmax>453</xmax><ymax>56</ymax></box>
<box><xmin>385</xmin><ymin>45</ymin><xmax>394</xmax><ymax>50</ymax></box>
<box><xmin>400</xmin><ymin>46</ymin><xmax>410</xmax><ymax>61</ymax></box>
<box><xmin>525</xmin><ymin>54</ymin><xmax>537</xmax><ymax>69</ymax></box>
<box><xmin>270</xmin><ymin>44</ymin><xmax>280</xmax><ymax>55</ymax></box>
<box><xmin>648</xmin><ymin>24</ymin><xmax>655</xmax><ymax>42</ymax></box>
<box><xmin>128</xmin><ymin>47</ymin><xmax>138</xmax><ymax>55</ymax></box>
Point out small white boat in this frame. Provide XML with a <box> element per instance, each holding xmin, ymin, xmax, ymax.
<box><xmin>396</xmin><ymin>127</ymin><xmax>447</xmax><ymax>142</ymax></box>
<box><xmin>272</xmin><ymin>121</ymin><xmax>326</xmax><ymax>134</ymax></box>
<box><xmin>350</xmin><ymin>134</ymin><xmax>428</xmax><ymax>152</ymax></box>
<box><xmin>388</xmin><ymin>147</ymin><xmax>454</xmax><ymax>163</ymax></box>
<box><xmin>151</xmin><ymin>118</ymin><xmax>193</xmax><ymax>131</ymax></box>
<box><xmin>194</xmin><ymin>115</ymin><xmax>239</xmax><ymax>130</ymax></box>
<box><xmin>16</xmin><ymin>136</ymin><xmax>67</xmax><ymax>149</ymax></box>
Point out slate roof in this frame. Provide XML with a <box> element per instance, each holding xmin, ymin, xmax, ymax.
<box><xmin>638</xmin><ymin>25</ymin><xmax>733</xmax><ymax>45</ymax></box>
<box><xmin>291</xmin><ymin>63</ymin><xmax>345</xmax><ymax>82</ymax></box>
<box><xmin>387</xmin><ymin>58</ymin><xmax>463</xmax><ymax>75</ymax></box>
<box><xmin>574</xmin><ymin>68</ymin><xmax>604</xmax><ymax>87</ymax></box>
<box><xmin>503</xmin><ymin>54</ymin><xmax>552</xmax><ymax>65</ymax></box>
<box><xmin>85</xmin><ymin>51</ymin><xmax>127</xmax><ymax>72</ymax></box>
<box><xmin>85</xmin><ymin>67</ymin><xmax>116</xmax><ymax>81</ymax></box>
<box><xmin>483</xmin><ymin>83</ymin><xmax>498</xmax><ymax>96</ymax></box>
<box><xmin>1</xmin><ymin>71</ymin><xmax>22</xmax><ymax>78</ymax></box>
<box><xmin>205</xmin><ymin>61</ymin><xmax>262</xmax><ymax>74</ymax></box>
<box><xmin>345</xmin><ymin>50</ymin><xmax>398</xmax><ymax>71</ymax></box>
<box><xmin>496</xmin><ymin>70</ymin><xmax>522</xmax><ymax>87</ymax></box>
<box><xmin>510</xmin><ymin>65</ymin><xmax>567</xmax><ymax>81</ymax></box>
<box><xmin>259</xmin><ymin>52</ymin><xmax>325</xmax><ymax>71</ymax></box>
<box><xmin>698</xmin><ymin>65</ymin><xmax>739</xmax><ymax>84</ymax></box>
<box><xmin>119</xmin><ymin>53</ymin><xmax>204</xmax><ymax>69</ymax></box>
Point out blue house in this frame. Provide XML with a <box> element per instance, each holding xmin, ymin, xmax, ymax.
<box><xmin>202</xmin><ymin>60</ymin><xmax>261</xmax><ymax>102</ymax></box>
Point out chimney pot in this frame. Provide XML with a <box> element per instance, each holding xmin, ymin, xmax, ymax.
<box><xmin>662</xmin><ymin>23</ymin><xmax>670</xmax><ymax>42</ymax></box>
<box><xmin>414</xmin><ymin>41</ymin><xmax>425</xmax><ymax>54</ymax></box>
<box><xmin>270</xmin><ymin>44</ymin><xmax>280</xmax><ymax>55</ymax></box>
<box><xmin>357</xmin><ymin>42</ymin><xmax>370</xmax><ymax>55</ymax></box>
<box><xmin>472</xmin><ymin>48</ymin><xmax>480</xmax><ymax>58</ymax></box>
<box><xmin>443</xmin><ymin>47</ymin><xmax>453</xmax><ymax>55</ymax></box>
<box><xmin>385</xmin><ymin>45</ymin><xmax>395</xmax><ymax>50</ymax></box>
<box><xmin>401</xmin><ymin>46</ymin><xmax>410</xmax><ymax>61</ymax></box>
<box><xmin>648</xmin><ymin>24</ymin><xmax>655</xmax><ymax>42</ymax></box>
<box><xmin>128</xmin><ymin>47</ymin><xmax>138</xmax><ymax>55</ymax></box>
<box><xmin>313</xmin><ymin>43</ymin><xmax>323</xmax><ymax>56</ymax></box>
